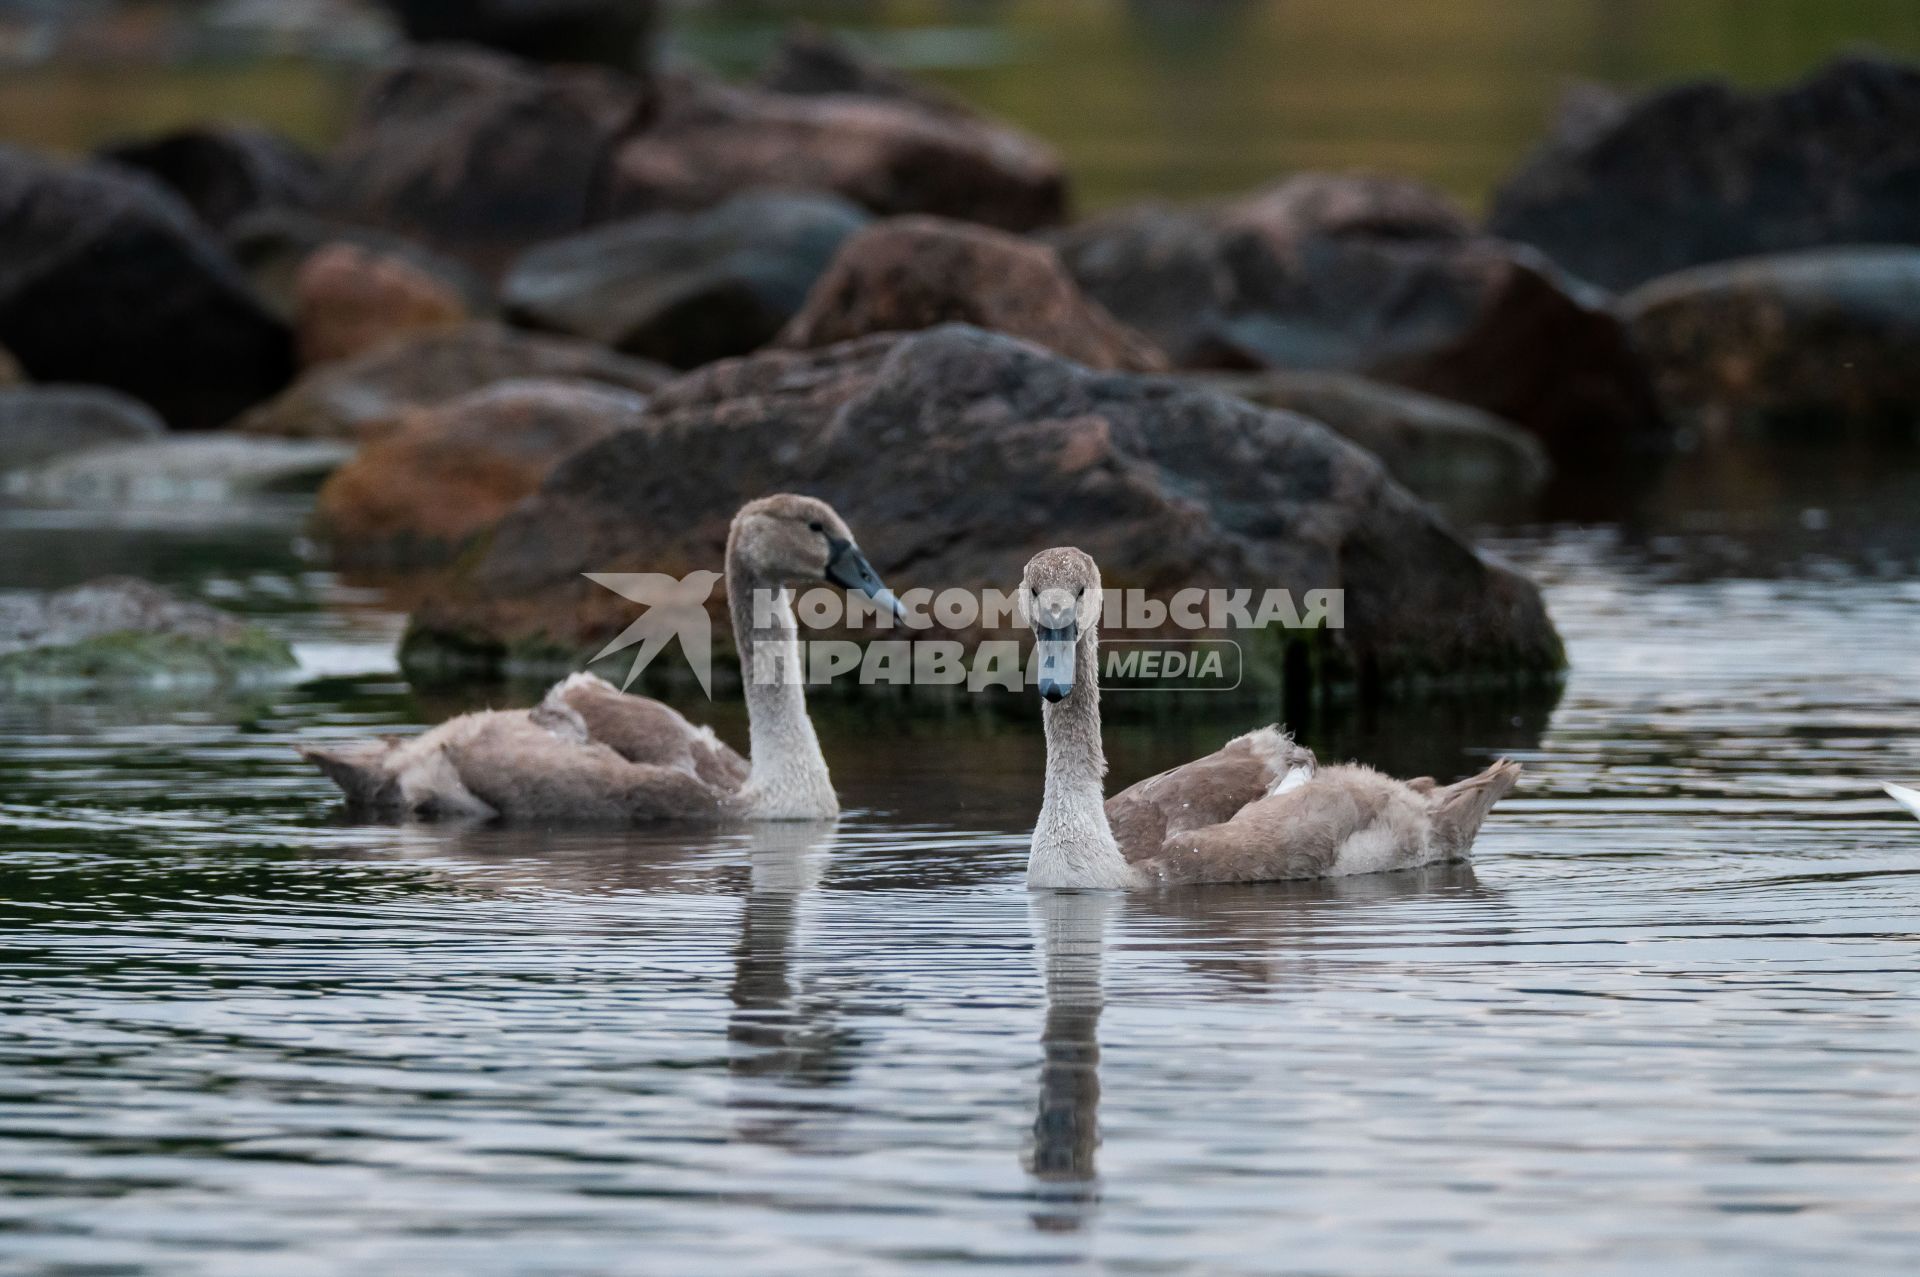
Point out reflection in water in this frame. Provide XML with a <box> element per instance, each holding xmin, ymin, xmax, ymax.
<box><xmin>1025</xmin><ymin>890</ymin><xmax>1117</xmax><ymax>1231</ymax></box>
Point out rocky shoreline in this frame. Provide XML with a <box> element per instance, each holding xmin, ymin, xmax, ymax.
<box><xmin>6</xmin><ymin>22</ymin><xmax>1920</xmax><ymax>700</ymax></box>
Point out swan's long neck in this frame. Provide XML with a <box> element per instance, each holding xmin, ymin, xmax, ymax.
<box><xmin>728</xmin><ymin>551</ymin><xmax>837</xmax><ymax>820</ymax></box>
<box><xmin>1030</xmin><ymin>628</ymin><xmax>1135</xmax><ymax>889</ymax></box>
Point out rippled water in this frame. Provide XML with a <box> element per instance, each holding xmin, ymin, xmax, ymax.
<box><xmin>4</xmin><ymin>447</ymin><xmax>1920</xmax><ymax>1275</ymax></box>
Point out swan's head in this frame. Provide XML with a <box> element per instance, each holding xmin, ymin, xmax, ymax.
<box><xmin>730</xmin><ymin>494</ymin><xmax>904</xmax><ymax>618</ymax></box>
<box><xmin>1020</xmin><ymin>547</ymin><xmax>1101</xmax><ymax>704</ymax></box>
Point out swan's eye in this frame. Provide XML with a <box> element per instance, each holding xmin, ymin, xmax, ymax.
<box><xmin>808</xmin><ymin>520</ymin><xmax>824</xmax><ymax>533</ymax></box>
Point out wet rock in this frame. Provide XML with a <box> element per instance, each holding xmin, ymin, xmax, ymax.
<box><xmin>0</xmin><ymin>578</ymin><xmax>296</xmax><ymax>690</ymax></box>
<box><xmin>227</xmin><ymin>208</ymin><xmax>491</xmax><ymax>325</ymax></box>
<box><xmin>324</xmin><ymin>46</ymin><xmax>649</xmax><ymax>275</ymax></box>
<box><xmin>97</xmin><ymin>124</ymin><xmax>323</xmax><ymax>231</ymax></box>
<box><xmin>502</xmin><ymin>191</ymin><xmax>869</xmax><ymax>368</ymax></box>
<box><xmin>407</xmin><ymin>326</ymin><xmax>1564</xmax><ymax>695</ymax></box>
<box><xmin>602</xmin><ymin>72</ymin><xmax>1066</xmax><ymax>233</ymax></box>
<box><xmin>1623</xmin><ymin>247</ymin><xmax>1920</xmax><ymax>440</ymax></box>
<box><xmin>1054</xmin><ymin>176</ymin><xmax>1668</xmax><ymax>463</ymax></box>
<box><xmin>238</xmin><ymin>322</ymin><xmax>670</xmax><ymax>441</ymax></box>
<box><xmin>1488</xmin><ymin>55</ymin><xmax>1920</xmax><ymax>290</ymax></box>
<box><xmin>1197</xmin><ymin>371</ymin><xmax>1550</xmax><ymax>520</ymax></box>
<box><xmin>379</xmin><ymin>0</ymin><xmax>658</xmax><ymax>70</ymax></box>
<box><xmin>0</xmin><ymin>386</ymin><xmax>166</xmax><ymax>472</ymax></box>
<box><xmin>316</xmin><ymin>378</ymin><xmax>650</xmax><ymax>566</ymax></box>
<box><xmin>777</xmin><ymin>215</ymin><xmax>1167</xmax><ymax>372</ymax></box>
<box><xmin>294</xmin><ymin>242</ymin><xmax>469</xmax><ymax>366</ymax></box>
<box><xmin>0</xmin><ymin>147</ymin><xmax>295</xmax><ymax>430</ymax></box>
<box><xmin>3</xmin><ymin>436</ymin><xmax>353</xmax><ymax>505</ymax></box>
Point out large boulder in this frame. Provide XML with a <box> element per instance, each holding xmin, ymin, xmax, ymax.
<box><xmin>502</xmin><ymin>191</ymin><xmax>870</xmax><ymax>368</ymax></box>
<box><xmin>0</xmin><ymin>147</ymin><xmax>295</xmax><ymax>430</ymax></box>
<box><xmin>0</xmin><ymin>386</ymin><xmax>166</xmax><ymax>472</ymax></box>
<box><xmin>1196</xmin><ymin>371</ymin><xmax>1549</xmax><ymax>521</ymax></box>
<box><xmin>1623</xmin><ymin>247</ymin><xmax>1920</xmax><ymax>440</ymax></box>
<box><xmin>97</xmin><ymin>124</ymin><xmax>323</xmax><ymax>232</ymax></box>
<box><xmin>1053</xmin><ymin>174</ymin><xmax>1669</xmax><ymax>464</ymax></box>
<box><xmin>315</xmin><ymin>379</ymin><xmax>650</xmax><ymax>566</ymax></box>
<box><xmin>1488</xmin><ymin>55</ymin><xmax>1920</xmax><ymax>291</ymax></box>
<box><xmin>406</xmin><ymin>326</ymin><xmax>1564</xmax><ymax>696</ymax></box>
<box><xmin>0</xmin><ymin>578</ymin><xmax>296</xmax><ymax>691</ymax></box>
<box><xmin>324</xmin><ymin>46</ymin><xmax>649</xmax><ymax>275</ymax></box>
<box><xmin>294</xmin><ymin>242</ymin><xmax>469</xmax><ymax>366</ymax></box>
<box><xmin>602</xmin><ymin>73</ymin><xmax>1066</xmax><ymax>233</ymax></box>
<box><xmin>379</xmin><ymin>0</ymin><xmax>658</xmax><ymax>70</ymax></box>
<box><xmin>238</xmin><ymin>322</ymin><xmax>670</xmax><ymax>441</ymax></box>
<box><xmin>777</xmin><ymin>216</ymin><xmax>1167</xmax><ymax>372</ymax></box>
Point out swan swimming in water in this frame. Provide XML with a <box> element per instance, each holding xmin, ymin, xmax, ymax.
<box><xmin>1020</xmin><ymin>546</ymin><xmax>1522</xmax><ymax>890</ymax></box>
<box><xmin>301</xmin><ymin>494</ymin><xmax>901</xmax><ymax>823</ymax></box>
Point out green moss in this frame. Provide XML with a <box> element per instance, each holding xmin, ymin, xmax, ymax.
<box><xmin>0</xmin><ymin>627</ymin><xmax>296</xmax><ymax>692</ymax></box>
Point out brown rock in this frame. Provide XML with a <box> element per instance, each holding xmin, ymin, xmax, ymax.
<box><xmin>294</xmin><ymin>242</ymin><xmax>469</xmax><ymax>366</ymax></box>
<box><xmin>1053</xmin><ymin>174</ymin><xmax>1669</xmax><ymax>464</ymax></box>
<box><xmin>316</xmin><ymin>378</ymin><xmax>649</xmax><ymax>565</ymax></box>
<box><xmin>602</xmin><ymin>73</ymin><xmax>1065</xmax><ymax>233</ymax></box>
<box><xmin>324</xmin><ymin>46</ymin><xmax>649</xmax><ymax>276</ymax></box>
<box><xmin>238</xmin><ymin>322</ymin><xmax>670</xmax><ymax>441</ymax></box>
<box><xmin>1623</xmin><ymin>247</ymin><xmax>1920</xmax><ymax>440</ymax></box>
<box><xmin>406</xmin><ymin>326</ymin><xmax>1564</xmax><ymax>696</ymax></box>
<box><xmin>777</xmin><ymin>216</ymin><xmax>1166</xmax><ymax>372</ymax></box>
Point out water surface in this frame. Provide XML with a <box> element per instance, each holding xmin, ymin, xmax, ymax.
<box><xmin>3</xmin><ymin>449</ymin><xmax>1920</xmax><ymax>1274</ymax></box>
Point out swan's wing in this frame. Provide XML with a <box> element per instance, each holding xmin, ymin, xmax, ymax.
<box><xmin>1105</xmin><ymin>725</ymin><xmax>1315</xmax><ymax>862</ymax></box>
<box><xmin>443</xmin><ymin>709</ymin><xmax>729</xmax><ymax>824</ymax></box>
<box><xmin>1135</xmin><ymin>765</ymin><xmax>1433</xmax><ymax>886</ymax></box>
<box><xmin>1886</xmin><ymin>782</ymin><xmax>1920</xmax><ymax>820</ymax></box>
<box><xmin>543</xmin><ymin>672</ymin><xmax>749</xmax><ymax>790</ymax></box>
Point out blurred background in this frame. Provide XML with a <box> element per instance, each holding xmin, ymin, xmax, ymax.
<box><xmin>5</xmin><ymin>0</ymin><xmax>1919</xmax><ymax>208</ymax></box>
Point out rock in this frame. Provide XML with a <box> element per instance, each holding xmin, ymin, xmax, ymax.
<box><xmin>226</xmin><ymin>208</ymin><xmax>491</xmax><ymax>323</ymax></box>
<box><xmin>316</xmin><ymin>378</ymin><xmax>650</xmax><ymax>566</ymax></box>
<box><xmin>237</xmin><ymin>322</ymin><xmax>671</xmax><ymax>441</ymax></box>
<box><xmin>294</xmin><ymin>242</ymin><xmax>469</xmax><ymax>365</ymax></box>
<box><xmin>602</xmin><ymin>72</ymin><xmax>1066</xmax><ymax>233</ymax></box>
<box><xmin>406</xmin><ymin>326</ymin><xmax>1564</xmax><ymax>696</ymax></box>
<box><xmin>502</xmin><ymin>191</ymin><xmax>869</xmax><ymax>368</ymax></box>
<box><xmin>0</xmin><ymin>577</ymin><xmax>297</xmax><ymax>690</ymax></box>
<box><xmin>758</xmin><ymin>23</ymin><xmax>973</xmax><ymax>120</ymax></box>
<box><xmin>776</xmin><ymin>215</ymin><xmax>1167</xmax><ymax>372</ymax></box>
<box><xmin>0</xmin><ymin>386</ymin><xmax>166</xmax><ymax>472</ymax></box>
<box><xmin>1053</xmin><ymin>175</ymin><xmax>1669</xmax><ymax>463</ymax></box>
<box><xmin>379</xmin><ymin>0</ymin><xmax>658</xmax><ymax>70</ymax></box>
<box><xmin>1052</xmin><ymin>174</ymin><xmax>1470</xmax><ymax>368</ymax></box>
<box><xmin>1197</xmin><ymin>371</ymin><xmax>1550</xmax><ymax>520</ymax></box>
<box><xmin>3</xmin><ymin>436</ymin><xmax>353</xmax><ymax>505</ymax></box>
<box><xmin>324</xmin><ymin>46</ymin><xmax>649</xmax><ymax>275</ymax></box>
<box><xmin>97</xmin><ymin>124</ymin><xmax>323</xmax><ymax>231</ymax></box>
<box><xmin>0</xmin><ymin>346</ymin><xmax>21</xmax><ymax>386</ymax></box>
<box><xmin>1622</xmin><ymin>247</ymin><xmax>1920</xmax><ymax>440</ymax></box>
<box><xmin>1489</xmin><ymin>55</ymin><xmax>1920</xmax><ymax>291</ymax></box>
<box><xmin>0</xmin><ymin>147</ymin><xmax>295</xmax><ymax>430</ymax></box>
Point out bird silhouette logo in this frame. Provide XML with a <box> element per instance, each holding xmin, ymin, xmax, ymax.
<box><xmin>582</xmin><ymin>570</ymin><xmax>725</xmax><ymax>697</ymax></box>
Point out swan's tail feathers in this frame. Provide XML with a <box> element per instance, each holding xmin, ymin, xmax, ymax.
<box><xmin>299</xmin><ymin>741</ymin><xmax>395</xmax><ymax>809</ymax></box>
<box><xmin>1885</xmin><ymin>782</ymin><xmax>1920</xmax><ymax>821</ymax></box>
<box><xmin>1431</xmin><ymin>759</ymin><xmax>1522</xmax><ymax>853</ymax></box>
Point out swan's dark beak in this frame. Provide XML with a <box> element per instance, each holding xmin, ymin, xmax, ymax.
<box><xmin>825</xmin><ymin>537</ymin><xmax>906</xmax><ymax>621</ymax></box>
<box><xmin>1036</xmin><ymin>624</ymin><xmax>1076</xmax><ymax>702</ymax></box>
